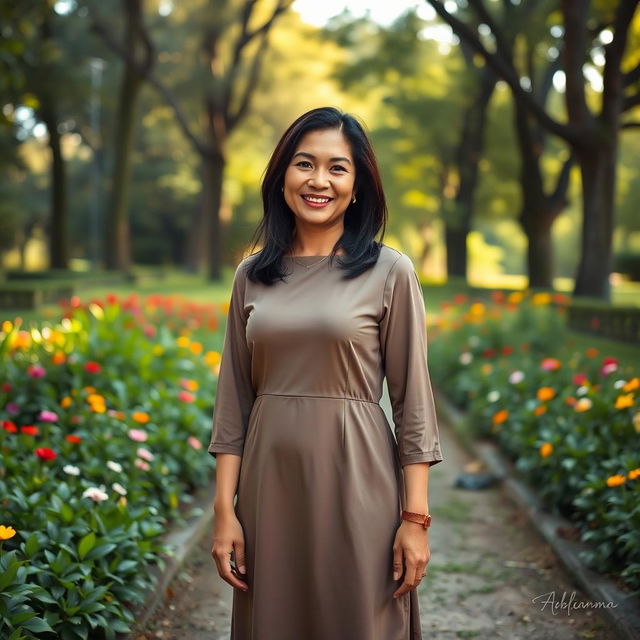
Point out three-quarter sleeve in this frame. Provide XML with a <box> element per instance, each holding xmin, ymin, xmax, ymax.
<box><xmin>208</xmin><ymin>260</ymin><xmax>256</xmax><ymax>459</ymax></box>
<box><xmin>379</xmin><ymin>254</ymin><xmax>443</xmax><ymax>468</ymax></box>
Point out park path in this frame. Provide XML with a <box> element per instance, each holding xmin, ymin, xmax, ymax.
<box><xmin>131</xmin><ymin>385</ymin><xmax>616</xmax><ymax>640</ymax></box>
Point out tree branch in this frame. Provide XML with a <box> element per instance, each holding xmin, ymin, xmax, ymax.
<box><xmin>426</xmin><ymin>0</ymin><xmax>577</xmax><ymax>143</ymax></box>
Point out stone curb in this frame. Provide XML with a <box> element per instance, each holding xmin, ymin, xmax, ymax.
<box><xmin>122</xmin><ymin>480</ymin><xmax>216</xmax><ymax>637</ymax></box>
<box><xmin>434</xmin><ymin>388</ymin><xmax>640</xmax><ymax>640</ymax></box>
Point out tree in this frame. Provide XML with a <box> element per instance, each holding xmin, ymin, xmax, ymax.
<box><xmin>427</xmin><ymin>0</ymin><xmax>640</xmax><ymax>300</ymax></box>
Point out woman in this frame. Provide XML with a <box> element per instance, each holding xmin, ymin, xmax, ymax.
<box><xmin>209</xmin><ymin>106</ymin><xmax>443</xmax><ymax>640</ymax></box>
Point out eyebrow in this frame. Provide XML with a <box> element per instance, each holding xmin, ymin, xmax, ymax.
<box><xmin>292</xmin><ymin>151</ymin><xmax>352</xmax><ymax>165</ymax></box>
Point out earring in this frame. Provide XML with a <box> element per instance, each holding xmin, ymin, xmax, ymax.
<box><xmin>281</xmin><ymin>186</ymin><xmax>284</xmax><ymax>192</ymax></box>
<box><xmin>352</xmin><ymin>194</ymin><xmax>356</xmax><ymax>204</ymax></box>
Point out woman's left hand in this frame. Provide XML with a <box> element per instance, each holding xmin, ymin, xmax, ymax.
<box><xmin>392</xmin><ymin>520</ymin><xmax>430</xmax><ymax>598</ymax></box>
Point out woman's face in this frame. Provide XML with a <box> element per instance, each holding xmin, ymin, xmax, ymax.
<box><xmin>283</xmin><ymin>128</ymin><xmax>356</xmax><ymax>229</ymax></box>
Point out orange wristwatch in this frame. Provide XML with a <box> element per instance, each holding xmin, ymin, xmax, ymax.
<box><xmin>401</xmin><ymin>510</ymin><xmax>432</xmax><ymax>529</ymax></box>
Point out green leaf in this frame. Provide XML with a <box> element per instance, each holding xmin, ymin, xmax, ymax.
<box><xmin>21</xmin><ymin>616</ymin><xmax>55</xmax><ymax>633</ymax></box>
<box><xmin>78</xmin><ymin>532</ymin><xmax>96</xmax><ymax>560</ymax></box>
<box><xmin>24</xmin><ymin>532</ymin><xmax>40</xmax><ymax>558</ymax></box>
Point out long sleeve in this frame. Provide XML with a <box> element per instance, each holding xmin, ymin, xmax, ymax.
<box><xmin>208</xmin><ymin>260</ymin><xmax>256</xmax><ymax>459</ymax></box>
<box><xmin>379</xmin><ymin>254</ymin><xmax>443</xmax><ymax>468</ymax></box>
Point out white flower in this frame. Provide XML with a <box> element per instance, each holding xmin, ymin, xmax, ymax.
<box><xmin>468</xmin><ymin>336</ymin><xmax>480</xmax><ymax>347</ymax></box>
<box><xmin>111</xmin><ymin>482</ymin><xmax>127</xmax><ymax>496</ymax></box>
<box><xmin>106</xmin><ymin>460</ymin><xmax>123</xmax><ymax>473</ymax></box>
<box><xmin>576</xmin><ymin>386</ymin><xmax>589</xmax><ymax>396</ymax></box>
<box><xmin>459</xmin><ymin>352</ymin><xmax>473</xmax><ymax>365</ymax></box>
<box><xmin>63</xmin><ymin>464</ymin><xmax>80</xmax><ymax>476</ymax></box>
<box><xmin>613</xmin><ymin>379</ymin><xmax>626</xmax><ymax>389</ymax></box>
<box><xmin>82</xmin><ymin>486</ymin><xmax>108</xmax><ymax>502</ymax></box>
<box><xmin>487</xmin><ymin>391</ymin><xmax>500</xmax><ymax>403</ymax></box>
<box><xmin>509</xmin><ymin>370</ymin><xmax>525</xmax><ymax>384</ymax></box>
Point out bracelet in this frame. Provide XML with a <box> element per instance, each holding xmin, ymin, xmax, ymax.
<box><xmin>401</xmin><ymin>510</ymin><xmax>432</xmax><ymax>529</ymax></box>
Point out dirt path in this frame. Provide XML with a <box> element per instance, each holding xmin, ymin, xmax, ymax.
<box><xmin>131</xmin><ymin>408</ymin><xmax>616</xmax><ymax>639</ymax></box>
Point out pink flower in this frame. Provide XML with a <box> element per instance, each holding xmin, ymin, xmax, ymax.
<box><xmin>27</xmin><ymin>364</ymin><xmax>46</xmax><ymax>378</ymax></box>
<box><xmin>135</xmin><ymin>458</ymin><xmax>150</xmax><ymax>471</ymax></box>
<box><xmin>6</xmin><ymin>402</ymin><xmax>19</xmax><ymax>414</ymax></box>
<box><xmin>178</xmin><ymin>391</ymin><xmax>195</xmax><ymax>403</ymax></box>
<box><xmin>37</xmin><ymin>410</ymin><xmax>58</xmax><ymax>422</ymax></box>
<box><xmin>127</xmin><ymin>429</ymin><xmax>148</xmax><ymax>442</ymax></box>
<box><xmin>136</xmin><ymin>447</ymin><xmax>155</xmax><ymax>461</ymax></box>
<box><xmin>187</xmin><ymin>436</ymin><xmax>202</xmax><ymax>450</ymax></box>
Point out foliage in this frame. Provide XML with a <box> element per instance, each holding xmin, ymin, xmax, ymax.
<box><xmin>0</xmin><ymin>293</ymin><xmax>224</xmax><ymax>638</ymax></box>
<box><xmin>428</xmin><ymin>290</ymin><xmax>640</xmax><ymax>591</ymax></box>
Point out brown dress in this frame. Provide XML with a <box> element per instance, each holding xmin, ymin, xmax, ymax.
<box><xmin>208</xmin><ymin>244</ymin><xmax>444</xmax><ymax>640</ymax></box>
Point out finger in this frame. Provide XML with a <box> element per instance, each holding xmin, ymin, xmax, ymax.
<box><xmin>392</xmin><ymin>546</ymin><xmax>403</xmax><ymax>581</ymax></box>
<box><xmin>218</xmin><ymin>548</ymin><xmax>248</xmax><ymax>591</ymax></box>
<box><xmin>393</xmin><ymin>560</ymin><xmax>417</xmax><ymax>598</ymax></box>
<box><xmin>234</xmin><ymin>540</ymin><xmax>247</xmax><ymax>575</ymax></box>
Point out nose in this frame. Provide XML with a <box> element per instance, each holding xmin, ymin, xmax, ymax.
<box><xmin>308</xmin><ymin>168</ymin><xmax>330</xmax><ymax>189</ymax></box>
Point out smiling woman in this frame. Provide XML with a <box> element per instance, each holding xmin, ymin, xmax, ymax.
<box><xmin>208</xmin><ymin>106</ymin><xmax>443</xmax><ymax>640</ymax></box>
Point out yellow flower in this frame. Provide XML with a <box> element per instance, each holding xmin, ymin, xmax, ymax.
<box><xmin>189</xmin><ymin>341</ymin><xmax>203</xmax><ymax>355</ymax></box>
<box><xmin>133</xmin><ymin>411</ymin><xmax>150</xmax><ymax>424</ymax></box>
<box><xmin>532</xmin><ymin>292</ymin><xmax>552</xmax><ymax>306</ymax></box>
<box><xmin>507</xmin><ymin>291</ymin><xmax>524</xmax><ymax>305</ymax></box>
<box><xmin>152</xmin><ymin>345</ymin><xmax>164</xmax><ymax>356</ymax></box>
<box><xmin>176</xmin><ymin>336</ymin><xmax>191</xmax><ymax>348</ymax></box>
<box><xmin>1</xmin><ymin>320</ymin><xmax>13</xmax><ymax>334</ymax></box>
<box><xmin>615</xmin><ymin>394</ymin><xmax>635</xmax><ymax>410</ymax></box>
<box><xmin>627</xmin><ymin>468</ymin><xmax>640</xmax><ymax>481</ymax></box>
<box><xmin>606</xmin><ymin>474</ymin><xmax>626</xmax><ymax>487</ymax></box>
<box><xmin>539</xmin><ymin>442</ymin><xmax>553</xmax><ymax>458</ymax></box>
<box><xmin>60</xmin><ymin>396</ymin><xmax>73</xmax><ymax>409</ymax></box>
<box><xmin>90</xmin><ymin>402</ymin><xmax>106</xmax><ymax>414</ymax></box>
<box><xmin>633</xmin><ymin>411</ymin><xmax>640</xmax><ymax>433</ymax></box>
<box><xmin>182</xmin><ymin>379</ymin><xmax>199</xmax><ymax>391</ymax></box>
<box><xmin>0</xmin><ymin>525</ymin><xmax>16</xmax><ymax>540</ymax></box>
<box><xmin>623</xmin><ymin>378</ymin><xmax>640</xmax><ymax>393</ymax></box>
<box><xmin>537</xmin><ymin>387</ymin><xmax>556</xmax><ymax>402</ymax></box>
<box><xmin>481</xmin><ymin>363</ymin><xmax>493</xmax><ymax>375</ymax></box>
<box><xmin>87</xmin><ymin>393</ymin><xmax>105</xmax><ymax>404</ymax></box>
<box><xmin>469</xmin><ymin>302</ymin><xmax>485</xmax><ymax>317</ymax></box>
<box><xmin>205</xmin><ymin>351</ymin><xmax>221</xmax><ymax>367</ymax></box>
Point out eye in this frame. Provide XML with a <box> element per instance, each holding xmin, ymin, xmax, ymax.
<box><xmin>332</xmin><ymin>165</ymin><xmax>348</xmax><ymax>172</ymax></box>
<box><xmin>295</xmin><ymin>161</ymin><xmax>312</xmax><ymax>168</ymax></box>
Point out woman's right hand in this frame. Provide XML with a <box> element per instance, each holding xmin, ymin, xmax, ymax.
<box><xmin>211</xmin><ymin>510</ymin><xmax>249</xmax><ymax>592</ymax></box>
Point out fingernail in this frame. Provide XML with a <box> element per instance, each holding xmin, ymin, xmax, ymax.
<box><xmin>239</xmin><ymin>566</ymin><xmax>246</xmax><ymax>574</ymax></box>
<box><xmin>393</xmin><ymin>572</ymin><xmax>399</xmax><ymax>580</ymax></box>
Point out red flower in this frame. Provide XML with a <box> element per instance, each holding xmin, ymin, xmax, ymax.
<box><xmin>2</xmin><ymin>421</ymin><xmax>17</xmax><ymax>433</ymax></box>
<box><xmin>501</xmin><ymin>346</ymin><xmax>514</xmax><ymax>356</ymax></box>
<box><xmin>35</xmin><ymin>447</ymin><xmax>57</xmax><ymax>460</ymax></box>
<box><xmin>20</xmin><ymin>425</ymin><xmax>39</xmax><ymax>436</ymax></box>
<box><xmin>602</xmin><ymin>357</ymin><xmax>618</xmax><ymax>367</ymax></box>
<box><xmin>84</xmin><ymin>361</ymin><xmax>102</xmax><ymax>374</ymax></box>
<box><xmin>482</xmin><ymin>348</ymin><xmax>497</xmax><ymax>358</ymax></box>
<box><xmin>573</xmin><ymin>373</ymin><xmax>588</xmax><ymax>385</ymax></box>
<box><xmin>65</xmin><ymin>434</ymin><xmax>82</xmax><ymax>444</ymax></box>
<box><xmin>1</xmin><ymin>383</ymin><xmax>11</xmax><ymax>392</ymax></box>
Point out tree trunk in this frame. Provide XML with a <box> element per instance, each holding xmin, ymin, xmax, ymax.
<box><xmin>104</xmin><ymin>64</ymin><xmax>142</xmax><ymax>274</ymax></box>
<box><xmin>40</xmin><ymin>102</ymin><xmax>68</xmax><ymax>270</ymax></box>
<box><xmin>184</xmin><ymin>160</ymin><xmax>212</xmax><ymax>273</ymax></box>
<box><xmin>206</xmin><ymin>151</ymin><xmax>225</xmax><ymax>281</ymax></box>
<box><xmin>573</xmin><ymin>142</ymin><xmax>616</xmax><ymax>299</ymax></box>
<box><xmin>446</xmin><ymin>68</ymin><xmax>496</xmax><ymax>279</ymax></box>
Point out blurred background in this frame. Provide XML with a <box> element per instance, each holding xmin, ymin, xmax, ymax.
<box><xmin>1</xmin><ymin>0</ymin><xmax>639</xmax><ymax>307</ymax></box>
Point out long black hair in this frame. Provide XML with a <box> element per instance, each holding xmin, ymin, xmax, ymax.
<box><xmin>244</xmin><ymin>106</ymin><xmax>388</xmax><ymax>285</ymax></box>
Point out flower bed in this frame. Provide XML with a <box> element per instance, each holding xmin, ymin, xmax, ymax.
<box><xmin>0</xmin><ymin>293</ymin><xmax>225</xmax><ymax>639</ymax></box>
<box><xmin>427</xmin><ymin>290</ymin><xmax>640</xmax><ymax>591</ymax></box>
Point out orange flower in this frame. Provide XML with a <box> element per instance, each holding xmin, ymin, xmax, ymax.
<box><xmin>627</xmin><ymin>468</ymin><xmax>640</xmax><ymax>481</ymax></box>
<box><xmin>565</xmin><ymin>396</ymin><xmax>577</xmax><ymax>406</ymax></box>
<box><xmin>493</xmin><ymin>409</ymin><xmax>509</xmax><ymax>425</ymax></box>
<box><xmin>189</xmin><ymin>341</ymin><xmax>203</xmax><ymax>355</ymax></box>
<box><xmin>537</xmin><ymin>387</ymin><xmax>556</xmax><ymax>402</ymax></box>
<box><xmin>534</xmin><ymin>405</ymin><xmax>548</xmax><ymax>416</ymax></box>
<box><xmin>585</xmin><ymin>347</ymin><xmax>599</xmax><ymax>358</ymax></box>
<box><xmin>606</xmin><ymin>474</ymin><xmax>626</xmax><ymax>487</ymax></box>
<box><xmin>633</xmin><ymin>411</ymin><xmax>640</xmax><ymax>433</ymax></box>
<box><xmin>615</xmin><ymin>394</ymin><xmax>635</xmax><ymax>409</ymax></box>
<box><xmin>60</xmin><ymin>396</ymin><xmax>73</xmax><ymax>409</ymax></box>
<box><xmin>133</xmin><ymin>411</ymin><xmax>150</xmax><ymax>424</ymax></box>
<box><xmin>539</xmin><ymin>442</ymin><xmax>553</xmax><ymax>458</ymax></box>
<box><xmin>65</xmin><ymin>434</ymin><xmax>82</xmax><ymax>444</ymax></box>
<box><xmin>52</xmin><ymin>352</ymin><xmax>66</xmax><ymax>365</ymax></box>
<box><xmin>623</xmin><ymin>378</ymin><xmax>640</xmax><ymax>392</ymax></box>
